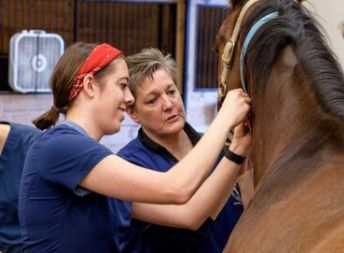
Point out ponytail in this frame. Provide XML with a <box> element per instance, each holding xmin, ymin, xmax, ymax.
<box><xmin>32</xmin><ymin>106</ymin><xmax>60</xmax><ymax>130</ymax></box>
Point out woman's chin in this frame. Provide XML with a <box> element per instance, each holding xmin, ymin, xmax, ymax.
<box><xmin>104</xmin><ymin>125</ymin><xmax>121</xmax><ymax>136</ymax></box>
<box><xmin>113</xmin><ymin>126</ymin><xmax>121</xmax><ymax>134</ymax></box>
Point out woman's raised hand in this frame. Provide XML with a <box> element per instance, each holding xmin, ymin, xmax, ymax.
<box><xmin>218</xmin><ymin>89</ymin><xmax>251</xmax><ymax>129</ymax></box>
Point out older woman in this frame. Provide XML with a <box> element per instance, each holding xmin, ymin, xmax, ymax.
<box><xmin>110</xmin><ymin>48</ymin><xmax>254</xmax><ymax>253</ymax></box>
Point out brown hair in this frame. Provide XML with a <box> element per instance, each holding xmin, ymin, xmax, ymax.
<box><xmin>33</xmin><ymin>42</ymin><xmax>122</xmax><ymax>130</ymax></box>
<box><xmin>125</xmin><ymin>48</ymin><xmax>179</xmax><ymax>100</ymax></box>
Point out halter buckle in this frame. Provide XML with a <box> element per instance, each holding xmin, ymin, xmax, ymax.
<box><xmin>222</xmin><ymin>39</ymin><xmax>235</xmax><ymax>66</ymax></box>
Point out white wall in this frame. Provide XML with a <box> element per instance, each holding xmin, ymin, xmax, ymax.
<box><xmin>304</xmin><ymin>0</ymin><xmax>344</xmax><ymax>70</ymax></box>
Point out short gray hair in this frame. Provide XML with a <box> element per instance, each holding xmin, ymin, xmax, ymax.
<box><xmin>125</xmin><ymin>48</ymin><xmax>179</xmax><ymax>98</ymax></box>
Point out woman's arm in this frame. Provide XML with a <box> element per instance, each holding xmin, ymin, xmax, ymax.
<box><xmin>130</xmin><ymin>122</ymin><xmax>251</xmax><ymax>230</ymax></box>
<box><xmin>79</xmin><ymin>89</ymin><xmax>251</xmax><ymax>204</ymax></box>
<box><xmin>131</xmin><ymin>157</ymin><xmax>240</xmax><ymax>230</ymax></box>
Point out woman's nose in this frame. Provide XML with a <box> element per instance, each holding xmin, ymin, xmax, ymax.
<box><xmin>162</xmin><ymin>96</ymin><xmax>173</xmax><ymax>110</ymax></box>
<box><xmin>124</xmin><ymin>89</ymin><xmax>135</xmax><ymax>105</ymax></box>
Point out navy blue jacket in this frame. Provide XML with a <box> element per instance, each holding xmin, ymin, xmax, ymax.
<box><xmin>109</xmin><ymin>123</ymin><xmax>243</xmax><ymax>253</ymax></box>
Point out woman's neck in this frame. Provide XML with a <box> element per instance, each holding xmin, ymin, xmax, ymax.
<box><xmin>0</xmin><ymin>123</ymin><xmax>10</xmax><ymax>156</ymax></box>
<box><xmin>144</xmin><ymin>129</ymin><xmax>194</xmax><ymax>161</ymax></box>
<box><xmin>65</xmin><ymin>115</ymin><xmax>102</xmax><ymax>142</ymax></box>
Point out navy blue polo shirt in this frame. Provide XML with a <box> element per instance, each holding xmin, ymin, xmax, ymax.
<box><xmin>0</xmin><ymin>122</ymin><xmax>41</xmax><ymax>253</ymax></box>
<box><xmin>110</xmin><ymin>122</ymin><xmax>243</xmax><ymax>253</ymax></box>
<box><xmin>19</xmin><ymin>123</ymin><xmax>116</xmax><ymax>253</ymax></box>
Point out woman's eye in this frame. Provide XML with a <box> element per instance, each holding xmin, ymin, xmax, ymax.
<box><xmin>148</xmin><ymin>98</ymin><xmax>157</xmax><ymax>104</ymax></box>
<box><xmin>168</xmin><ymin>90</ymin><xmax>176</xmax><ymax>95</ymax></box>
<box><xmin>120</xmin><ymin>83</ymin><xmax>128</xmax><ymax>90</ymax></box>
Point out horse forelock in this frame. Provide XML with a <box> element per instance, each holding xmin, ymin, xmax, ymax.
<box><xmin>241</xmin><ymin>0</ymin><xmax>344</xmax><ymax>122</ymax></box>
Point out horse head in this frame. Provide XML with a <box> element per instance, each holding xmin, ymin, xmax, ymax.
<box><xmin>216</xmin><ymin>1</ymin><xmax>344</xmax><ymax>251</ymax></box>
<box><xmin>216</xmin><ymin>0</ymin><xmax>344</xmax><ymax>187</ymax></box>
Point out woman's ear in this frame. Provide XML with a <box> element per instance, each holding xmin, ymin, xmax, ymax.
<box><xmin>82</xmin><ymin>74</ymin><xmax>97</xmax><ymax>98</ymax></box>
<box><xmin>126</xmin><ymin>106</ymin><xmax>140</xmax><ymax>123</ymax></box>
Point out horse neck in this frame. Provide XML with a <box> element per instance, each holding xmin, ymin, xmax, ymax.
<box><xmin>249</xmin><ymin>46</ymin><xmax>331</xmax><ymax>186</ymax></box>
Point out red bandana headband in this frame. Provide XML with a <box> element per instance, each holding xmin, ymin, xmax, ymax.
<box><xmin>68</xmin><ymin>43</ymin><xmax>122</xmax><ymax>101</ymax></box>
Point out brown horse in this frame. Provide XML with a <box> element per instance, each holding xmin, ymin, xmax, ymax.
<box><xmin>216</xmin><ymin>0</ymin><xmax>344</xmax><ymax>252</ymax></box>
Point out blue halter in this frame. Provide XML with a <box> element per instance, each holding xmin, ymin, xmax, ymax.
<box><xmin>240</xmin><ymin>12</ymin><xmax>279</xmax><ymax>93</ymax></box>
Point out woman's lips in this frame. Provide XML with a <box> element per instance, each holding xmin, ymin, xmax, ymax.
<box><xmin>166</xmin><ymin>114</ymin><xmax>178</xmax><ymax>122</ymax></box>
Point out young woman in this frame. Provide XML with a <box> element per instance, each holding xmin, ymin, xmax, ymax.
<box><xmin>110</xmin><ymin>48</ymin><xmax>254</xmax><ymax>252</ymax></box>
<box><xmin>18</xmin><ymin>42</ymin><xmax>251</xmax><ymax>252</ymax></box>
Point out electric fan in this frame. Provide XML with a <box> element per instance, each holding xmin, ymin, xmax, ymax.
<box><xmin>8</xmin><ymin>30</ymin><xmax>64</xmax><ymax>93</ymax></box>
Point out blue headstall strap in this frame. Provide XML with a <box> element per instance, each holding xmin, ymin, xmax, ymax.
<box><xmin>239</xmin><ymin>11</ymin><xmax>279</xmax><ymax>93</ymax></box>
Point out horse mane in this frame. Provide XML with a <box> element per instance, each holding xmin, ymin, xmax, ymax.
<box><xmin>242</xmin><ymin>0</ymin><xmax>344</xmax><ymax>122</ymax></box>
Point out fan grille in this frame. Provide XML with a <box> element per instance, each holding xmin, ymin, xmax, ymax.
<box><xmin>9</xmin><ymin>31</ymin><xmax>64</xmax><ymax>93</ymax></box>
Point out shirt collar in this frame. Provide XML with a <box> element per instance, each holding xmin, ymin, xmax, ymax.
<box><xmin>138</xmin><ymin>122</ymin><xmax>201</xmax><ymax>162</ymax></box>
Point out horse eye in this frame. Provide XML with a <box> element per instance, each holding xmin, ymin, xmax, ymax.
<box><xmin>213</xmin><ymin>45</ymin><xmax>219</xmax><ymax>55</ymax></box>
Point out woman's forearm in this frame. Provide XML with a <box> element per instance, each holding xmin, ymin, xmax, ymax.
<box><xmin>165</xmin><ymin>103</ymin><xmax>248</xmax><ymax>204</ymax></box>
<box><xmin>132</xmin><ymin>157</ymin><xmax>241</xmax><ymax>230</ymax></box>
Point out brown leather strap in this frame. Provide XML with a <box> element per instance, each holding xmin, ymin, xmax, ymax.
<box><xmin>218</xmin><ymin>0</ymin><xmax>261</xmax><ymax>106</ymax></box>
